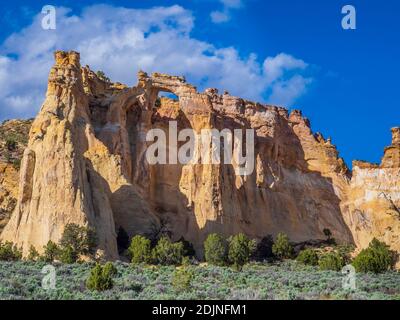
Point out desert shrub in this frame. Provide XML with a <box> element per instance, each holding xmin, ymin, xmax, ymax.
<box><xmin>5</xmin><ymin>138</ymin><xmax>17</xmax><ymax>151</ymax></box>
<box><xmin>318</xmin><ymin>252</ymin><xmax>345</xmax><ymax>271</ymax></box>
<box><xmin>172</xmin><ymin>267</ymin><xmax>194</xmax><ymax>292</ymax></box>
<box><xmin>0</xmin><ymin>241</ymin><xmax>22</xmax><ymax>261</ymax></box>
<box><xmin>153</xmin><ymin>237</ymin><xmax>184</xmax><ymax>265</ymax></box>
<box><xmin>103</xmin><ymin>261</ymin><xmax>118</xmax><ymax>276</ymax></box>
<box><xmin>42</xmin><ymin>241</ymin><xmax>60</xmax><ymax>262</ymax></box>
<box><xmin>86</xmin><ymin>262</ymin><xmax>116</xmax><ymax>291</ymax></box>
<box><xmin>96</xmin><ymin>70</ymin><xmax>111</xmax><ymax>83</ymax></box>
<box><xmin>228</xmin><ymin>234</ymin><xmax>256</xmax><ymax>271</ymax></box>
<box><xmin>253</xmin><ymin>235</ymin><xmax>274</xmax><ymax>261</ymax></box>
<box><xmin>129</xmin><ymin>235</ymin><xmax>152</xmax><ymax>264</ymax></box>
<box><xmin>297</xmin><ymin>249</ymin><xmax>319</xmax><ymax>266</ymax></box>
<box><xmin>272</xmin><ymin>233</ymin><xmax>294</xmax><ymax>260</ymax></box>
<box><xmin>337</xmin><ymin>244</ymin><xmax>355</xmax><ymax>264</ymax></box>
<box><xmin>352</xmin><ymin>238</ymin><xmax>396</xmax><ymax>274</ymax></box>
<box><xmin>59</xmin><ymin>245</ymin><xmax>78</xmax><ymax>264</ymax></box>
<box><xmin>117</xmin><ymin>227</ymin><xmax>129</xmax><ymax>254</ymax></box>
<box><xmin>60</xmin><ymin>223</ymin><xmax>97</xmax><ymax>256</ymax></box>
<box><xmin>11</xmin><ymin>158</ymin><xmax>21</xmax><ymax>170</ymax></box>
<box><xmin>4</xmin><ymin>151</ymin><xmax>12</xmax><ymax>163</ymax></box>
<box><xmin>181</xmin><ymin>256</ymin><xmax>192</xmax><ymax>266</ymax></box>
<box><xmin>204</xmin><ymin>233</ymin><xmax>227</xmax><ymax>266</ymax></box>
<box><xmin>27</xmin><ymin>245</ymin><xmax>40</xmax><ymax>261</ymax></box>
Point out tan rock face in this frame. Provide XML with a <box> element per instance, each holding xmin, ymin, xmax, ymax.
<box><xmin>0</xmin><ymin>51</ymin><xmax>398</xmax><ymax>261</ymax></box>
<box><xmin>0</xmin><ymin>119</ymin><xmax>32</xmax><ymax>232</ymax></box>
<box><xmin>344</xmin><ymin>129</ymin><xmax>400</xmax><ymax>259</ymax></box>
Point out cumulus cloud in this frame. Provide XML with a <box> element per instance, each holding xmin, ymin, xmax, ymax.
<box><xmin>269</xmin><ymin>75</ymin><xmax>313</xmax><ymax>107</ymax></box>
<box><xmin>263</xmin><ymin>53</ymin><xmax>308</xmax><ymax>85</ymax></box>
<box><xmin>210</xmin><ymin>0</ymin><xmax>243</xmax><ymax>23</ymax></box>
<box><xmin>0</xmin><ymin>4</ymin><xmax>312</xmax><ymax>120</ymax></box>
<box><xmin>262</xmin><ymin>53</ymin><xmax>312</xmax><ymax>105</ymax></box>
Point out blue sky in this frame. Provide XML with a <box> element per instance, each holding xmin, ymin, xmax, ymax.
<box><xmin>0</xmin><ymin>0</ymin><xmax>399</xmax><ymax>167</ymax></box>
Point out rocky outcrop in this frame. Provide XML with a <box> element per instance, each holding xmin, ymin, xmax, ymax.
<box><xmin>344</xmin><ymin>128</ymin><xmax>400</xmax><ymax>259</ymax></box>
<box><xmin>0</xmin><ymin>119</ymin><xmax>32</xmax><ymax>232</ymax></box>
<box><xmin>0</xmin><ymin>51</ymin><xmax>398</xmax><ymax>261</ymax></box>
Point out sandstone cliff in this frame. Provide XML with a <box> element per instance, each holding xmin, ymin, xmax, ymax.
<box><xmin>0</xmin><ymin>51</ymin><xmax>398</xmax><ymax>260</ymax></box>
<box><xmin>343</xmin><ymin>128</ymin><xmax>400</xmax><ymax>257</ymax></box>
<box><xmin>0</xmin><ymin>119</ymin><xmax>32</xmax><ymax>232</ymax></box>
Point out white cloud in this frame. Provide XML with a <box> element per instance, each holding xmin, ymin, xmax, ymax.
<box><xmin>0</xmin><ymin>4</ymin><xmax>312</xmax><ymax>120</ymax></box>
<box><xmin>263</xmin><ymin>53</ymin><xmax>308</xmax><ymax>85</ymax></box>
<box><xmin>210</xmin><ymin>0</ymin><xmax>243</xmax><ymax>23</ymax></box>
<box><xmin>210</xmin><ymin>10</ymin><xmax>230</xmax><ymax>23</ymax></box>
<box><xmin>269</xmin><ymin>75</ymin><xmax>313</xmax><ymax>106</ymax></box>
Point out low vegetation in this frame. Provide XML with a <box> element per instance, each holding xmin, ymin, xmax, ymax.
<box><xmin>0</xmin><ymin>260</ymin><xmax>398</xmax><ymax>300</ymax></box>
<box><xmin>152</xmin><ymin>237</ymin><xmax>185</xmax><ymax>266</ymax></box>
<box><xmin>0</xmin><ymin>241</ymin><xmax>22</xmax><ymax>261</ymax></box>
<box><xmin>1</xmin><ymin>228</ymin><xmax>399</xmax><ymax>299</ymax></box>
<box><xmin>204</xmin><ymin>233</ymin><xmax>227</xmax><ymax>266</ymax></box>
<box><xmin>86</xmin><ymin>262</ymin><xmax>117</xmax><ymax>291</ymax></box>
<box><xmin>318</xmin><ymin>252</ymin><xmax>345</xmax><ymax>271</ymax></box>
<box><xmin>0</xmin><ymin>223</ymin><xmax>97</xmax><ymax>264</ymax></box>
<box><xmin>296</xmin><ymin>249</ymin><xmax>319</xmax><ymax>266</ymax></box>
<box><xmin>96</xmin><ymin>70</ymin><xmax>111</xmax><ymax>83</ymax></box>
<box><xmin>272</xmin><ymin>233</ymin><xmax>294</xmax><ymax>259</ymax></box>
<box><xmin>172</xmin><ymin>266</ymin><xmax>194</xmax><ymax>292</ymax></box>
<box><xmin>228</xmin><ymin>233</ymin><xmax>256</xmax><ymax>271</ymax></box>
<box><xmin>352</xmin><ymin>238</ymin><xmax>396</xmax><ymax>273</ymax></box>
<box><xmin>128</xmin><ymin>235</ymin><xmax>152</xmax><ymax>264</ymax></box>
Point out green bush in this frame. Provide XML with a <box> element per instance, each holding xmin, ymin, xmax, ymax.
<box><xmin>352</xmin><ymin>238</ymin><xmax>395</xmax><ymax>274</ymax></box>
<box><xmin>103</xmin><ymin>261</ymin><xmax>118</xmax><ymax>277</ymax></box>
<box><xmin>153</xmin><ymin>237</ymin><xmax>184</xmax><ymax>265</ymax></box>
<box><xmin>318</xmin><ymin>252</ymin><xmax>345</xmax><ymax>271</ymax></box>
<box><xmin>86</xmin><ymin>262</ymin><xmax>116</xmax><ymax>291</ymax></box>
<box><xmin>228</xmin><ymin>233</ymin><xmax>256</xmax><ymax>271</ymax></box>
<box><xmin>117</xmin><ymin>227</ymin><xmax>130</xmax><ymax>254</ymax></box>
<box><xmin>96</xmin><ymin>70</ymin><xmax>111</xmax><ymax>83</ymax></box>
<box><xmin>60</xmin><ymin>223</ymin><xmax>97</xmax><ymax>256</ymax></box>
<box><xmin>129</xmin><ymin>235</ymin><xmax>152</xmax><ymax>264</ymax></box>
<box><xmin>297</xmin><ymin>249</ymin><xmax>319</xmax><ymax>266</ymax></box>
<box><xmin>5</xmin><ymin>138</ymin><xmax>17</xmax><ymax>151</ymax></box>
<box><xmin>59</xmin><ymin>245</ymin><xmax>78</xmax><ymax>264</ymax></box>
<box><xmin>4</xmin><ymin>151</ymin><xmax>12</xmax><ymax>163</ymax></box>
<box><xmin>11</xmin><ymin>158</ymin><xmax>21</xmax><ymax>170</ymax></box>
<box><xmin>337</xmin><ymin>244</ymin><xmax>355</xmax><ymax>265</ymax></box>
<box><xmin>172</xmin><ymin>267</ymin><xmax>194</xmax><ymax>292</ymax></box>
<box><xmin>272</xmin><ymin>233</ymin><xmax>294</xmax><ymax>260</ymax></box>
<box><xmin>0</xmin><ymin>241</ymin><xmax>22</xmax><ymax>261</ymax></box>
<box><xmin>27</xmin><ymin>245</ymin><xmax>40</xmax><ymax>261</ymax></box>
<box><xmin>42</xmin><ymin>241</ymin><xmax>60</xmax><ymax>262</ymax></box>
<box><xmin>204</xmin><ymin>233</ymin><xmax>227</xmax><ymax>266</ymax></box>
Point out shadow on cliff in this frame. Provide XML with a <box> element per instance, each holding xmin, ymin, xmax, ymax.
<box><xmin>185</xmin><ymin>111</ymin><xmax>355</xmax><ymax>257</ymax></box>
<box><xmin>84</xmin><ymin>160</ymin><xmax>160</xmax><ymax>258</ymax></box>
